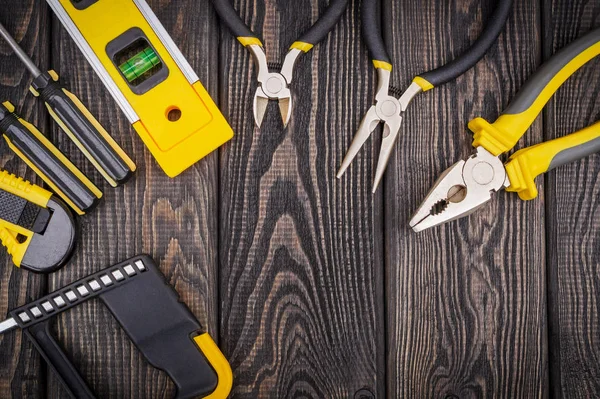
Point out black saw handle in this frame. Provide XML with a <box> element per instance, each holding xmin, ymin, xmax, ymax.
<box><xmin>24</xmin><ymin>321</ymin><xmax>94</xmax><ymax>399</ymax></box>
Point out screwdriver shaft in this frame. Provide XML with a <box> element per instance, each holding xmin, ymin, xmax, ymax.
<box><xmin>0</xmin><ymin>317</ymin><xmax>18</xmax><ymax>334</ymax></box>
<box><xmin>0</xmin><ymin>21</ymin><xmax>41</xmax><ymax>77</ymax></box>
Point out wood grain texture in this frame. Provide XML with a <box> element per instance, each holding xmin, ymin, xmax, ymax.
<box><xmin>217</xmin><ymin>0</ymin><xmax>384</xmax><ymax>397</ymax></box>
<box><xmin>384</xmin><ymin>0</ymin><xmax>547</xmax><ymax>397</ymax></box>
<box><xmin>44</xmin><ymin>1</ymin><xmax>221</xmax><ymax>397</ymax></box>
<box><xmin>0</xmin><ymin>3</ymin><xmax>50</xmax><ymax>398</ymax></box>
<box><xmin>543</xmin><ymin>2</ymin><xmax>600</xmax><ymax>398</ymax></box>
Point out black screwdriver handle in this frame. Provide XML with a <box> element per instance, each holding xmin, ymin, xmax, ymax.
<box><xmin>31</xmin><ymin>71</ymin><xmax>136</xmax><ymax>187</ymax></box>
<box><xmin>417</xmin><ymin>0</ymin><xmax>513</xmax><ymax>88</ymax></box>
<box><xmin>0</xmin><ymin>102</ymin><xmax>102</xmax><ymax>215</ymax></box>
<box><xmin>24</xmin><ymin>321</ymin><xmax>94</xmax><ymax>399</ymax></box>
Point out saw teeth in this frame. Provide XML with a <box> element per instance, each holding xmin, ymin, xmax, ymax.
<box><xmin>429</xmin><ymin>199</ymin><xmax>449</xmax><ymax>216</ymax></box>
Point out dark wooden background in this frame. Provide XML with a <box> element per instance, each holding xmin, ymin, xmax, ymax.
<box><xmin>0</xmin><ymin>0</ymin><xmax>598</xmax><ymax>397</ymax></box>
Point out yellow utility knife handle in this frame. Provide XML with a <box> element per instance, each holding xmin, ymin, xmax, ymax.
<box><xmin>504</xmin><ymin>121</ymin><xmax>600</xmax><ymax>200</ymax></box>
<box><xmin>470</xmin><ymin>28</ymin><xmax>600</xmax><ymax>156</ymax></box>
<box><xmin>0</xmin><ymin>225</ymin><xmax>27</xmax><ymax>266</ymax></box>
<box><xmin>0</xmin><ymin>170</ymin><xmax>52</xmax><ymax>267</ymax></box>
<box><xmin>0</xmin><ymin>169</ymin><xmax>52</xmax><ymax>207</ymax></box>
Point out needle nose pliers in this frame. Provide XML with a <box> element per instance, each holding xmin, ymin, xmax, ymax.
<box><xmin>337</xmin><ymin>0</ymin><xmax>513</xmax><ymax>192</ymax></box>
<box><xmin>210</xmin><ymin>0</ymin><xmax>348</xmax><ymax>128</ymax></box>
<box><xmin>409</xmin><ymin>27</ymin><xmax>600</xmax><ymax>232</ymax></box>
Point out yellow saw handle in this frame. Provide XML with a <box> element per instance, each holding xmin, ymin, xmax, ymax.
<box><xmin>504</xmin><ymin>121</ymin><xmax>600</xmax><ymax>200</ymax></box>
<box><xmin>469</xmin><ymin>27</ymin><xmax>600</xmax><ymax>155</ymax></box>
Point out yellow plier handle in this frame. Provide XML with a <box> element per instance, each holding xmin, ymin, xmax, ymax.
<box><xmin>470</xmin><ymin>27</ymin><xmax>600</xmax><ymax>156</ymax></box>
<box><xmin>504</xmin><ymin>121</ymin><xmax>600</xmax><ymax>200</ymax></box>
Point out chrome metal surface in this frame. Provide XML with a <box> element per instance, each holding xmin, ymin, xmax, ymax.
<box><xmin>0</xmin><ymin>21</ymin><xmax>41</xmax><ymax>77</ymax></box>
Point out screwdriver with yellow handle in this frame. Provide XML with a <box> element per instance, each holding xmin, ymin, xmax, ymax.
<box><xmin>0</xmin><ymin>21</ymin><xmax>136</xmax><ymax>187</ymax></box>
<box><xmin>0</xmin><ymin>101</ymin><xmax>102</xmax><ymax>215</ymax></box>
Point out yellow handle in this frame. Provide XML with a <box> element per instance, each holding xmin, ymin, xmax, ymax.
<box><xmin>193</xmin><ymin>333</ymin><xmax>233</xmax><ymax>399</ymax></box>
<box><xmin>505</xmin><ymin>121</ymin><xmax>600</xmax><ymax>200</ymax></box>
<box><xmin>0</xmin><ymin>170</ymin><xmax>51</xmax><ymax>267</ymax></box>
<box><xmin>470</xmin><ymin>28</ymin><xmax>600</xmax><ymax>155</ymax></box>
<box><xmin>0</xmin><ymin>224</ymin><xmax>30</xmax><ymax>267</ymax></box>
<box><xmin>0</xmin><ymin>169</ymin><xmax>52</xmax><ymax>207</ymax></box>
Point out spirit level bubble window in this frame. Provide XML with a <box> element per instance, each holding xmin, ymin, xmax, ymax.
<box><xmin>69</xmin><ymin>0</ymin><xmax>98</xmax><ymax>10</ymax></box>
<box><xmin>106</xmin><ymin>28</ymin><xmax>169</xmax><ymax>95</ymax></box>
<box><xmin>115</xmin><ymin>39</ymin><xmax>161</xmax><ymax>86</ymax></box>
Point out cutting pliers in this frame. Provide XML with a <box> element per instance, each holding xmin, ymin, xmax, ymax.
<box><xmin>210</xmin><ymin>0</ymin><xmax>348</xmax><ymax>128</ymax></box>
<box><xmin>410</xmin><ymin>27</ymin><xmax>600</xmax><ymax>232</ymax></box>
<box><xmin>337</xmin><ymin>0</ymin><xmax>513</xmax><ymax>192</ymax></box>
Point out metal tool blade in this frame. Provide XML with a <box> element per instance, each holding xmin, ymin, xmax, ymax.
<box><xmin>337</xmin><ymin>106</ymin><xmax>381</xmax><ymax>179</ymax></box>
<box><xmin>372</xmin><ymin>115</ymin><xmax>403</xmax><ymax>192</ymax></box>
<box><xmin>0</xmin><ymin>317</ymin><xmax>18</xmax><ymax>334</ymax></box>
<box><xmin>278</xmin><ymin>97</ymin><xmax>292</xmax><ymax>127</ymax></box>
<box><xmin>253</xmin><ymin>87</ymin><xmax>270</xmax><ymax>128</ymax></box>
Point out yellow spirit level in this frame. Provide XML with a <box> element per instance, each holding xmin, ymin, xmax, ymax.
<box><xmin>47</xmin><ymin>0</ymin><xmax>233</xmax><ymax>177</ymax></box>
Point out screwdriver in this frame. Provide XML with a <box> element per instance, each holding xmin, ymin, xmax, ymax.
<box><xmin>0</xmin><ymin>101</ymin><xmax>102</xmax><ymax>215</ymax></box>
<box><xmin>0</xmin><ymin>21</ymin><xmax>136</xmax><ymax>187</ymax></box>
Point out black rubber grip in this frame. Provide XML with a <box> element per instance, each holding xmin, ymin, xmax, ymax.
<box><xmin>32</xmin><ymin>73</ymin><xmax>134</xmax><ymax>186</ymax></box>
<box><xmin>296</xmin><ymin>0</ymin><xmax>348</xmax><ymax>47</ymax></box>
<box><xmin>24</xmin><ymin>321</ymin><xmax>94</xmax><ymax>399</ymax></box>
<box><xmin>0</xmin><ymin>104</ymin><xmax>100</xmax><ymax>214</ymax></box>
<box><xmin>210</xmin><ymin>0</ymin><xmax>259</xmax><ymax>40</ymax></box>
<box><xmin>418</xmin><ymin>0</ymin><xmax>513</xmax><ymax>87</ymax></box>
<box><xmin>100</xmin><ymin>255</ymin><xmax>218</xmax><ymax>398</ymax></box>
<box><xmin>362</xmin><ymin>0</ymin><xmax>391</xmax><ymax>64</ymax></box>
<box><xmin>0</xmin><ymin>188</ymin><xmax>46</xmax><ymax>232</ymax></box>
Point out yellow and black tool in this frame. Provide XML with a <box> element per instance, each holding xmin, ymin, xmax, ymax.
<box><xmin>0</xmin><ymin>170</ymin><xmax>76</xmax><ymax>273</ymax></box>
<box><xmin>0</xmin><ymin>255</ymin><xmax>232</xmax><ymax>398</ymax></box>
<box><xmin>47</xmin><ymin>0</ymin><xmax>233</xmax><ymax>178</ymax></box>
<box><xmin>0</xmin><ymin>20</ymin><xmax>136</xmax><ymax>187</ymax></box>
<box><xmin>0</xmin><ymin>101</ymin><xmax>102</xmax><ymax>215</ymax></box>
<box><xmin>410</xmin><ymin>27</ymin><xmax>600</xmax><ymax>232</ymax></box>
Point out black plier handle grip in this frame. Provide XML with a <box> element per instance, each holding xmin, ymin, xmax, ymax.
<box><xmin>363</xmin><ymin>0</ymin><xmax>513</xmax><ymax>90</ymax></box>
<box><xmin>211</xmin><ymin>0</ymin><xmax>348</xmax><ymax>52</ymax></box>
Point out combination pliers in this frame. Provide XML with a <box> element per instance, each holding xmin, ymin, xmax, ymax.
<box><xmin>410</xmin><ymin>27</ymin><xmax>600</xmax><ymax>232</ymax></box>
<box><xmin>337</xmin><ymin>0</ymin><xmax>513</xmax><ymax>192</ymax></box>
<box><xmin>211</xmin><ymin>0</ymin><xmax>348</xmax><ymax>128</ymax></box>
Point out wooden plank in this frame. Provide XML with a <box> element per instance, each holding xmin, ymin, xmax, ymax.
<box><xmin>45</xmin><ymin>1</ymin><xmax>221</xmax><ymax>397</ymax></box>
<box><xmin>543</xmin><ymin>2</ymin><xmax>600</xmax><ymax>397</ymax></box>
<box><xmin>384</xmin><ymin>0</ymin><xmax>548</xmax><ymax>396</ymax></box>
<box><xmin>217</xmin><ymin>0</ymin><xmax>385</xmax><ymax>397</ymax></box>
<box><xmin>0</xmin><ymin>2</ymin><xmax>49</xmax><ymax>398</ymax></box>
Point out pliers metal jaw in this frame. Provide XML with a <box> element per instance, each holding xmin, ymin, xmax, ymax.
<box><xmin>210</xmin><ymin>0</ymin><xmax>348</xmax><ymax>128</ymax></box>
<box><xmin>410</xmin><ymin>27</ymin><xmax>600</xmax><ymax>232</ymax></box>
<box><xmin>249</xmin><ymin>45</ymin><xmax>301</xmax><ymax>128</ymax></box>
<box><xmin>337</xmin><ymin>0</ymin><xmax>513</xmax><ymax>192</ymax></box>
<box><xmin>337</xmin><ymin>69</ymin><xmax>421</xmax><ymax>192</ymax></box>
<box><xmin>409</xmin><ymin>147</ymin><xmax>508</xmax><ymax>232</ymax></box>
